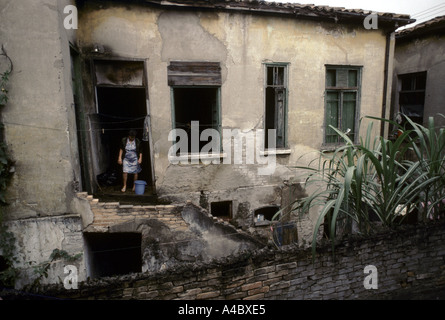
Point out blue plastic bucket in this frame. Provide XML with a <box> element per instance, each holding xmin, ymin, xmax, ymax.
<box><xmin>134</xmin><ymin>180</ymin><xmax>147</xmax><ymax>195</ymax></box>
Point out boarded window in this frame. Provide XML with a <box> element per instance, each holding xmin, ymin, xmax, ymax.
<box><xmin>168</xmin><ymin>61</ymin><xmax>222</xmax><ymax>86</ymax></box>
<box><xmin>325</xmin><ymin>66</ymin><xmax>362</xmax><ymax>145</ymax></box>
<box><xmin>265</xmin><ymin>64</ymin><xmax>288</xmax><ymax>149</ymax></box>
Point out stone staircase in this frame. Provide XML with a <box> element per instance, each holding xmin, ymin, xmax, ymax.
<box><xmin>76</xmin><ymin>192</ymin><xmax>190</xmax><ymax>233</ymax></box>
<box><xmin>75</xmin><ymin>192</ymin><xmax>265</xmax><ymax>249</ymax></box>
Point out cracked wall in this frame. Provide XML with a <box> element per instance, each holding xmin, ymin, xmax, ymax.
<box><xmin>392</xmin><ymin>32</ymin><xmax>445</xmax><ymax>128</ymax></box>
<box><xmin>81</xmin><ymin>194</ymin><xmax>263</xmax><ymax>278</ymax></box>
<box><xmin>0</xmin><ymin>0</ymin><xmax>85</xmax><ymax>290</ymax></box>
<box><xmin>0</xmin><ymin>0</ymin><xmax>80</xmax><ymax>220</ymax></box>
<box><xmin>76</xmin><ymin>2</ymin><xmax>388</xmax><ymax>229</ymax></box>
<box><xmin>0</xmin><ymin>0</ymin><xmax>394</xmax><ymax>289</ymax></box>
<box><xmin>4</xmin><ymin>215</ymin><xmax>86</xmax><ymax>289</ymax></box>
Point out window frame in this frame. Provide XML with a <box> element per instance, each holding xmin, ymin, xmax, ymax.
<box><xmin>170</xmin><ymin>85</ymin><xmax>222</xmax><ymax>156</ymax></box>
<box><xmin>397</xmin><ymin>71</ymin><xmax>427</xmax><ymax>126</ymax></box>
<box><xmin>323</xmin><ymin>65</ymin><xmax>362</xmax><ymax>147</ymax></box>
<box><xmin>264</xmin><ymin>62</ymin><xmax>289</xmax><ymax>150</ymax></box>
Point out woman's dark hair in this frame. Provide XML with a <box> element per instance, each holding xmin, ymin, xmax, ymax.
<box><xmin>128</xmin><ymin>129</ymin><xmax>137</xmax><ymax>137</ymax></box>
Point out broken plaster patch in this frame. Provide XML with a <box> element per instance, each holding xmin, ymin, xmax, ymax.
<box><xmin>157</xmin><ymin>11</ymin><xmax>228</xmax><ymax>64</ymax></box>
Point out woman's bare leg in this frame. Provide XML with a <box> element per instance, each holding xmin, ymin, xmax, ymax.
<box><xmin>122</xmin><ymin>173</ymin><xmax>128</xmax><ymax>192</ymax></box>
<box><xmin>133</xmin><ymin>173</ymin><xmax>138</xmax><ymax>191</ymax></box>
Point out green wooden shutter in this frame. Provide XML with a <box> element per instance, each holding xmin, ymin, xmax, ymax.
<box><xmin>275</xmin><ymin>88</ymin><xmax>286</xmax><ymax>148</ymax></box>
<box><xmin>337</xmin><ymin>69</ymin><xmax>348</xmax><ymax>87</ymax></box>
<box><xmin>342</xmin><ymin>92</ymin><xmax>357</xmax><ymax>142</ymax></box>
<box><xmin>326</xmin><ymin>91</ymin><xmax>340</xmax><ymax>144</ymax></box>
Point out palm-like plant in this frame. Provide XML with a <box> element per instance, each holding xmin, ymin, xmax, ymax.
<box><xmin>402</xmin><ymin>115</ymin><xmax>445</xmax><ymax>220</ymax></box>
<box><xmin>281</xmin><ymin>116</ymin><xmax>443</xmax><ymax>258</ymax></box>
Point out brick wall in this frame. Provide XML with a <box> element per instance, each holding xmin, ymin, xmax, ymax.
<box><xmin>78</xmin><ymin>193</ymin><xmax>189</xmax><ymax>233</ymax></box>
<box><xmin>30</xmin><ymin>221</ymin><xmax>445</xmax><ymax>300</ymax></box>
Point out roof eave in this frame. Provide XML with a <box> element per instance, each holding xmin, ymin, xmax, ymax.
<box><xmin>396</xmin><ymin>16</ymin><xmax>445</xmax><ymax>40</ymax></box>
<box><xmin>77</xmin><ymin>0</ymin><xmax>414</xmax><ymax>30</ymax></box>
<box><xmin>143</xmin><ymin>0</ymin><xmax>414</xmax><ymax>29</ymax></box>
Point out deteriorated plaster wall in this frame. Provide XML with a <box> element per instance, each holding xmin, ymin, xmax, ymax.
<box><xmin>1</xmin><ymin>0</ymin><xmax>80</xmax><ymax>220</ymax></box>
<box><xmin>0</xmin><ymin>0</ymin><xmax>398</xmax><ymax>292</ymax></box>
<box><xmin>392</xmin><ymin>32</ymin><xmax>445</xmax><ymax>128</ymax></box>
<box><xmin>79</xmin><ymin>192</ymin><xmax>265</xmax><ymax>275</ymax></box>
<box><xmin>76</xmin><ymin>2</ymin><xmax>390</xmax><ymax>229</ymax></box>
<box><xmin>3</xmin><ymin>191</ymin><xmax>267</xmax><ymax>289</ymax></box>
<box><xmin>4</xmin><ymin>214</ymin><xmax>86</xmax><ymax>290</ymax></box>
<box><xmin>28</xmin><ymin>220</ymin><xmax>445</xmax><ymax>300</ymax></box>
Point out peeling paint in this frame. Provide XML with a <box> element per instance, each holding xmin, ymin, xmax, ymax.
<box><xmin>157</xmin><ymin>11</ymin><xmax>228</xmax><ymax>64</ymax></box>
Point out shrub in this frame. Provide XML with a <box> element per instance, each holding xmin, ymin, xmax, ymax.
<box><xmin>286</xmin><ymin>117</ymin><xmax>444</xmax><ymax>258</ymax></box>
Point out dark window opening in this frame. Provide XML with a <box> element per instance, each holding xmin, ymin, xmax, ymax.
<box><xmin>399</xmin><ymin>71</ymin><xmax>427</xmax><ymax>126</ymax></box>
<box><xmin>265</xmin><ymin>65</ymin><xmax>287</xmax><ymax>149</ymax></box>
<box><xmin>0</xmin><ymin>256</ymin><xmax>8</xmax><ymax>272</ymax></box>
<box><xmin>254</xmin><ymin>205</ymin><xmax>280</xmax><ymax>222</ymax></box>
<box><xmin>211</xmin><ymin>201</ymin><xmax>233</xmax><ymax>220</ymax></box>
<box><xmin>0</xmin><ymin>255</ymin><xmax>10</xmax><ymax>287</ymax></box>
<box><xmin>172</xmin><ymin>87</ymin><xmax>220</xmax><ymax>153</ymax></box>
<box><xmin>84</xmin><ymin>232</ymin><xmax>142</xmax><ymax>279</ymax></box>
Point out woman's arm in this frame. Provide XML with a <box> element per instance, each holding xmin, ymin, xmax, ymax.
<box><xmin>118</xmin><ymin>149</ymin><xmax>123</xmax><ymax>165</ymax></box>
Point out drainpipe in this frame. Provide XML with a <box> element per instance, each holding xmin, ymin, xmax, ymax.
<box><xmin>381</xmin><ymin>30</ymin><xmax>396</xmax><ymax>139</ymax></box>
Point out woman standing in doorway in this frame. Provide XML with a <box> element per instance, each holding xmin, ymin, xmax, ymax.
<box><xmin>118</xmin><ymin>130</ymin><xmax>142</xmax><ymax>192</ymax></box>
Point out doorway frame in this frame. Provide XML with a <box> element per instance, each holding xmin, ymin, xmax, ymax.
<box><xmin>91</xmin><ymin>57</ymin><xmax>156</xmax><ymax>193</ymax></box>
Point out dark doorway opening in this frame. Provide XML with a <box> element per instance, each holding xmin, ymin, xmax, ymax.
<box><xmin>95</xmin><ymin>87</ymin><xmax>152</xmax><ymax>194</ymax></box>
<box><xmin>84</xmin><ymin>232</ymin><xmax>142</xmax><ymax>279</ymax></box>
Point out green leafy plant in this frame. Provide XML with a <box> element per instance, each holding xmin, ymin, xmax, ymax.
<box><xmin>31</xmin><ymin>249</ymin><xmax>82</xmax><ymax>287</ymax></box>
<box><xmin>0</xmin><ymin>71</ymin><xmax>9</xmax><ymax>106</ymax></box>
<box><xmin>0</xmin><ymin>45</ymin><xmax>12</xmax><ymax>107</ymax></box>
<box><xmin>0</xmin><ymin>211</ymin><xmax>19</xmax><ymax>288</ymax></box>
<box><xmin>0</xmin><ymin>140</ymin><xmax>14</xmax><ymax>205</ymax></box>
<box><xmin>284</xmin><ymin>117</ymin><xmax>443</xmax><ymax>259</ymax></box>
<box><xmin>401</xmin><ymin>115</ymin><xmax>445</xmax><ymax>220</ymax></box>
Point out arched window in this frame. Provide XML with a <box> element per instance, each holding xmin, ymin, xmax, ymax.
<box><xmin>254</xmin><ymin>205</ymin><xmax>280</xmax><ymax>223</ymax></box>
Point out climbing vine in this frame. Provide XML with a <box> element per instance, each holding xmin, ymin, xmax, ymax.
<box><xmin>0</xmin><ymin>71</ymin><xmax>9</xmax><ymax>106</ymax></box>
<box><xmin>30</xmin><ymin>249</ymin><xmax>82</xmax><ymax>288</ymax></box>
<box><xmin>0</xmin><ymin>45</ymin><xmax>17</xmax><ymax>288</ymax></box>
<box><xmin>0</xmin><ymin>45</ymin><xmax>12</xmax><ymax>107</ymax></box>
<box><xmin>0</xmin><ymin>45</ymin><xmax>14</xmax><ymax>204</ymax></box>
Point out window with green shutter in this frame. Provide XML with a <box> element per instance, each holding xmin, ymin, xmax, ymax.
<box><xmin>324</xmin><ymin>66</ymin><xmax>362</xmax><ymax>145</ymax></box>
